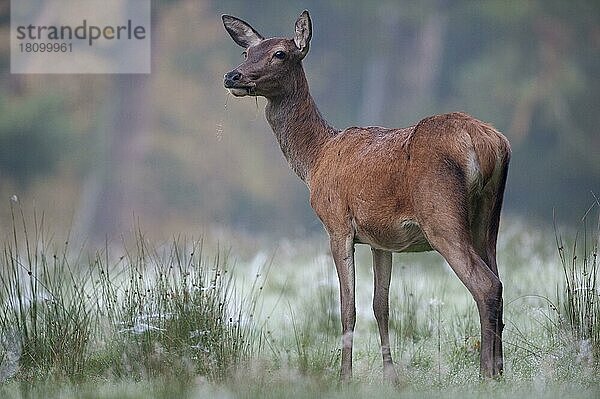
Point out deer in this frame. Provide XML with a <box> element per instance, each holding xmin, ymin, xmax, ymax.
<box><xmin>222</xmin><ymin>10</ymin><xmax>510</xmax><ymax>381</ymax></box>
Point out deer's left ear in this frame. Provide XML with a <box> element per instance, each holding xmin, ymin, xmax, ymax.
<box><xmin>294</xmin><ymin>10</ymin><xmax>312</xmax><ymax>58</ymax></box>
<box><xmin>222</xmin><ymin>14</ymin><xmax>263</xmax><ymax>48</ymax></box>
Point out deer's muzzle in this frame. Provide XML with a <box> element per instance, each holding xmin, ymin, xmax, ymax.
<box><xmin>223</xmin><ymin>70</ymin><xmax>256</xmax><ymax>96</ymax></box>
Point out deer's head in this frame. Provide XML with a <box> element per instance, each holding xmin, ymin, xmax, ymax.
<box><xmin>222</xmin><ymin>10</ymin><xmax>312</xmax><ymax>98</ymax></box>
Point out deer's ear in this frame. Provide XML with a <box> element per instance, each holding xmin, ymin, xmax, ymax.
<box><xmin>294</xmin><ymin>10</ymin><xmax>312</xmax><ymax>58</ymax></box>
<box><xmin>222</xmin><ymin>15</ymin><xmax>263</xmax><ymax>48</ymax></box>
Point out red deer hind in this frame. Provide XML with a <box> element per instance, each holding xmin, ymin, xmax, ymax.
<box><xmin>222</xmin><ymin>10</ymin><xmax>510</xmax><ymax>380</ymax></box>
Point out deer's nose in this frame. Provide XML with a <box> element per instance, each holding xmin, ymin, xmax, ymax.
<box><xmin>224</xmin><ymin>70</ymin><xmax>242</xmax><ymax>87</ymax></box>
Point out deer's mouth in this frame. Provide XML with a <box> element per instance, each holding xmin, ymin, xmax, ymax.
<box><xmin>224</xmin><ymin>82</ymin><xmax>256</xmax><ymax>97</ymax></box>
<box><xmin>228</xmin><ymin>87</ymin><xmax>253</xmax><ymax>97</ymax></box>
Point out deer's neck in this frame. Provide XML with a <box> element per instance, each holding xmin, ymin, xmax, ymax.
<box><xmin>265</xmin><ymin>68</ymin><xmax>337</xmax><ymax>185</ymax></box>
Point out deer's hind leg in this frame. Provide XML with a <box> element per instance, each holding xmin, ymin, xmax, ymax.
<box><xmin>423</xmin><ymin>220</ymin><xmax>503</xmax><ymax>377</ymax></box>
<box><xmin>469</xmin><ymin>159</ymin><xmax>509</xmax><ymax>375</ymax></box>
<box><xmin>415</xmin><ymin>173</ymin><xmax>504</xmax><ymax>377</ymax></box>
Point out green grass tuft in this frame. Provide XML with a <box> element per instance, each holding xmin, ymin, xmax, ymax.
<box><xmin>555</xmin><ymin>200</ymin><xmax>600</xmax><ymax>364</ymax></box>
<box><xmin>0</xmin><ymin>202</ymin><xmax>260</xmax><ymax>384</ymax></box>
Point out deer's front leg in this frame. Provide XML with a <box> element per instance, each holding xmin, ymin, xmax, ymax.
<box><xmin>330</xmin><ymin>234</ymin><xmax>356</xmax><ymax>381</ymax></box>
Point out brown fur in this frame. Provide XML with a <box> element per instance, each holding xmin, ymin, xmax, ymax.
<box><xmin>223</xmin><ymin>11</ymin><xmax>511</xmax><ymax>381</ymax></box>
<box><xmin>311</xmin><ymin>112</ymin><xmax>510</xmax><ymax>249</ymax></box>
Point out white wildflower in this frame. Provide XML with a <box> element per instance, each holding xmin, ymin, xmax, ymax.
<box><xmin>136</xmin><ymin>312</ymin><xmax>173</xmax><ymax>321</ymax></box>
<box><xmin>576</xmin><ymin>339</ymin><xmax>593</xmax><ymax>365</ymax></box>
<box><xmin>118</xmin><ymin>323</ymin><xmax>165</xmax><ymax>334</ymax></box>
<box><xmin>191</xmin><ymin>344</ymin><xmax>210</xmax><ymax>353</ymax></box>
<box><xmin>428</xmin><ymin>298</ymin><xmax>445</xmax><ymax>307</ymax></box>
<box><xmin>189</xmin><ymin>329</ymin><xmax>210</xmax><ymax>339</ymax></box>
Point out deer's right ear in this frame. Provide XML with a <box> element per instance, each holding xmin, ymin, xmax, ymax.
<box><xmin>222</xmin><ymin>15</ymin><xmax>264</xmax><ymax>48</ymax></box>
<box><xmin>294</xmin><ymin>10</ymin><xmax>312</xmax><ymax>59</ymax></box>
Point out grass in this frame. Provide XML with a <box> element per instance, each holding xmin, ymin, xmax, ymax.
<box><xmin>0</xmin><ymin>200</ymin><xmax>598</xmax><ymax>398</ymax></box>
<box><xmin>0</xmin><ymin>201</ymin><xmax>259</xmax><ymax>386</ymax></box>
<box><xmin>555</xmin><ymin>203</ymin><xmax>599</xmax><ymax>363</ymax></box>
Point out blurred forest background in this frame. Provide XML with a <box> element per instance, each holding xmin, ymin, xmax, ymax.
<box><xmin>0</xmin><ymin>0</ymin><xmax>598</xmax><ymax>243</ymax></box>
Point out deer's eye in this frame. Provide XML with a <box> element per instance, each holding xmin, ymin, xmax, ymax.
<box><xmin>273</xmin><ymin>51</ymin><xmax>286</xmax><ymax>60</ymax></box>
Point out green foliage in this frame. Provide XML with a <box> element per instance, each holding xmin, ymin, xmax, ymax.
<box><xmin>0</xmin><ymin>94</ymin><xmax>70</xmax><ymax>186</ymax></box>
<box><xmin>0</xmin><ymin>205</ymin><xmax>93</xmax><ymax>380</ymax></box>
<box><xmin>100</xmin><ymin>236</ymin><xmax>255</xmax><ymax>381</ymax></box>
<box><xmin>556</xmin><ymin>202</ymin><xmax>600</xmax><ymax>362</ymax></box>
<box><xmin>0</xmin><ymin>204</ymin><xmax>259</xmax><ymax>383</ymax></box>
<box><xmin>0</xmin><ymin>207</ymin><xmax>599</xmax><ymax>397</ymax></box>
<box><xmin>0</xmin><ymin>0</ymin><xmax>598</xmax><ymax>233</ymax></box>
<box><xmin>389</xmin><ymin>283</ymin><xmax>432</xmax><ymax>350</ymax></box>
<box><xmin>263</xmin><ymin>284</ymin><xmax>340</xmax><ymax>379</ymax></box>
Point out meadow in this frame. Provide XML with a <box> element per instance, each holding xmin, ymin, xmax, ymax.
<box><xmin>0</xmin><ymin>201</ymin><xmax>598</xmax><ymax>398</ymax></box>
